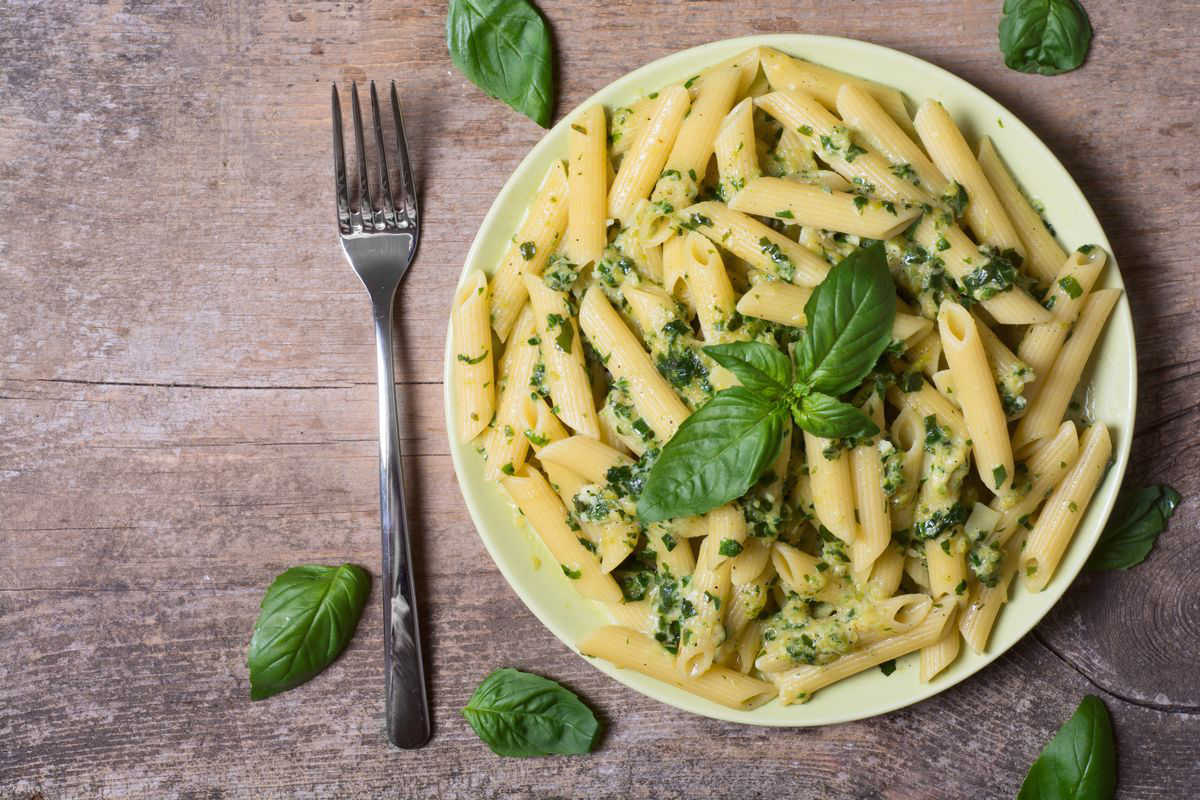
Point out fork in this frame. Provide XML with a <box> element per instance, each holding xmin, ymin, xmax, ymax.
<box><xmin>331</xmin><ymin>81</ymin><xmax>431</xmax><ymax>749</ymax></box>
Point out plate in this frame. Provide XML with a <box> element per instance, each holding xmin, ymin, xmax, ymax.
<box><xmin>443</xmin><ymin>34</ymin><xmax>1135</xmax><ymax>725</ymax></box>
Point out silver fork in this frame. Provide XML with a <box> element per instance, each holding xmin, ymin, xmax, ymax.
<box><xmin>331</xmin><ymin>81</ymin><xmax>430</xmax><ymax>749</ymax></box>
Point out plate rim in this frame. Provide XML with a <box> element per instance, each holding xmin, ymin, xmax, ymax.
<box><xmin>442</xmin><ymin>33</ymin><xmax>1136</xmax><ymax>726</ymax></box>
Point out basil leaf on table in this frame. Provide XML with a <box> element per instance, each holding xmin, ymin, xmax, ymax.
<box><xmin>246</xmin><ymin>564</ymin><xmax>370</xmax><ymax>700</ymax></box>
<box><xmin>463</xmin><ymin>668</ymin><xmax>600</xmax><ymax>756</ymax></box>
<box><xmin>446</xmin><ymin>0</ymin><xmax>554</xmax><ymax>127</ymax></box>
<box><xmin>1017</xmin><ymin>695</ymin><xmax>1115</xmax><ymax>800</ymax></box>
<box><xmin>637</xmin><ymin>387</ymin><xmax>788</xmax><ymax>523</ymax></box>
<box><xmin>999</xmin><ymin>0</ymin><xmax>1093</xmax><ymax>76</ymax></box>
<box><xmin>1086</xmin><ymin>484</ymin><xmax>1181</xmax><ymax>571</ymax></box>
<box><xmin>793</xmin><ymin>242</ymin><xmax>896</xmax><ymax>397</ymax></box>
<box><xmin>793</xmin><ymin>391</ymin><xmax>880</xmax><ymax>440</ymax></box>
<box><xmin>704</xmin><ymin>341</ymin><xmax>793</xmax><ymax>400</ymax></box>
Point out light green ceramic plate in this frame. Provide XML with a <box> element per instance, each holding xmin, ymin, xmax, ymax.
<box><xmin>444</xmin><ymin>35</ymin><xmax>1135</xmax><ymax>725</ymax></box>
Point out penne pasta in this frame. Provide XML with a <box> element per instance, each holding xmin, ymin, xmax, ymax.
<box><xmin>451</xmin><ymin>271</ymin><xmax>495</xmax><ymax>442</ymax></box>
<box><xmin>729</xmin><ymin>176</ymin><xmax>921</xmax><ymax>239</ymax></box>
<box><xmin>565</xmin><ymin>105</ymin><xmax>609</xmax><ymax>266</ymax></box>
<box><xmin>490</xmin><ymin>161</ymin><xmax>570</xmax><ymax>340</ymax></box>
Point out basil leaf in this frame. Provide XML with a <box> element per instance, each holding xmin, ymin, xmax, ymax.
<box><xmin>247</xmin><ymin>564</ymin><xmax>370</xmax><ymax>700</ymax></box>
<box><xmin>463</xmin><ymin>668</ymin><xmax>600</xmax><ymax>756</ymax></box>
<box><xmin>793</xmin><ymin>242</ymin><xmax>896</xmax><ymax>397</ymax></box>
<box><xmin>704</xmin><ymin>341</ymin><xmax>793</xmax><ymax>400</ymax></box>
<box><xmin>999</xmin><ymin>0</ymin><xmax>1092</xmax><ymax>76</ymax></box>
<box><xmin>1017</xmin><ymin>695</ymin><xmax>1115</xmax><ymax>800</ymax></box>
<box><xmin>446</xmin><ymin>0</ymin><xmax>554</xmax><ymax>127</ymax></box>
<box><xmin>1086</xmin><ymin>484</ymin><xmax>1182</xmax><ymax>571</ymax></box>
<box><xmin>637</xmin><ymin>388</ymin><xmax>787</xmax><ymax>523</ymax></box>
<box><xmin>793</xmin><ymin>391</ymin><xmax>880</xmax><ymax>440</ymax></box>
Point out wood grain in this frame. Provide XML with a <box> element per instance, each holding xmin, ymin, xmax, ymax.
<box><xmin>2</xmin><ymin>0</ymin><xmax>1198</xmax><ymax>797</ymax></box>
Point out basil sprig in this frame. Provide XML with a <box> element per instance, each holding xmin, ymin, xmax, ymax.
<box><xmin>463</xmin><ymin>668</ymin><xmax>600</xmax><ymax>756</ymax></box>
<box><xmin>999</xmin><ymin>0</ymin><xmax>1092</xmax><ymax>76</ymax></box>
<box><xmin>1086</xmin><ymin>484</ymin><xmax>1181</xmax><ymax>571</ymax></box>
<box><xmin>246</xmin><ymin>564</ymin><xmax>370</xmax><ymax>700</ymax></box>
<box><xmin>1018</xmin><ymin>695</ymin><xmax>1115</xmax><ymax>799</ymax></box>
<box><xmin>638</xmin><ymin>243</ymin><xmax>895</xmax><ymax>523</ymax></box>
<box><xmin>446</xmin><ymin>0</ymin><xmax>554</xmax><ymax>127</ymax></box>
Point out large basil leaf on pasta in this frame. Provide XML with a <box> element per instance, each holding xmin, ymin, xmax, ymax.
<box><xmin>246</xmin><ymin>564</ymin><xmax>370</xmax><ymax>700</ymax></box>
<box><xmin>463</xmin><ymin>668</ymin><xmax>600</xmax><ymax>757</ymax></box>
<box><xmin>446</xmin><ymin>0</ymin><xmax>554</xmax><ymax>127</ymax></box>
<box><xmin>1086</xmin><ymin>484</ymin><xmax>1181</xmax><ymax>571</ymax></box>
<box><xmin>1017</xmin><ymin>695</ymin><xmax>1115</xmax><ymax>800</ymax></box>
<box><xmin>704</xmin><ymin>341</ymin><xmax>793</xmax><ymax>400</ymax></box>
<box><xmin>637</xmin><ymin>387</ymin><xmax>788</xmax><ymax>523</ymax></box>
<box><xmin>999</xmin><ymin>0</ymin><xmax>1092</xmax><ymax>76</ymax></box>
<box><xmin>792</xmin><ymin>391</ymin><xmax>879</xmax><ymax>440</ymax></box>
<box><xmin>793</xmin><ymin>242</ymin><xmax>896</xmax><ymax>397</ymax></box>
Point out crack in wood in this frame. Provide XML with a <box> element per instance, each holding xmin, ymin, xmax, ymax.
<box><xmin>1033</xmin><ymin>630</ymin><xmax>1200</xmax><ymax>715</ymax></box>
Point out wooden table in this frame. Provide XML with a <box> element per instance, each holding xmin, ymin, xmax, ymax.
<box><xmin>2</xmin><ymin>1</ymin><xmax>1197</xmax><ymax>797</ymax></box>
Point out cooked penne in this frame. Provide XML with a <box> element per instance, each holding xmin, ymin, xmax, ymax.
<box><xmin>919</xmin><ymin>610</ymin><xmax>961</xmax><ymax>681</ymax></box>
<box><xmin>803</xmin><ymin>429</ymin><xmax>858</xmax><ymax>544</ymax></box>
<box><xmin>525</xmin><ymin>275</ymin><xmax>600</xmax><ymax>438</ymax></box>
<box><xmin>451</xmin><ymin>271</ymin><xmax>495</xmax><ymax>442</ymax></box>
<box><xmin>758</xmin><ymin>47</ymin><xmax>916</xmax><ymax>137</ymax></box>
<box><xmin>1018</xmin><ymin>247</ymin><xmax>1107</xmax><ymax>401</ymax></box>
<box><xmin>1013</xmin><ymin>289</ymin><xmax>1121</xmax><ymax>451</ymax></box>
<box><xmin>755</xmin><ymin>90</ymin><xmax>930</xmax><ymax>206</ymax></box>
<box><xmin>914</xmin><ymin>100</ymin><xmax>1024</xmax><ymax>257</ymax></box>
<box><xmin>835</xmin><ymin>83</ymin><xmax>947</xmax><ymax>196</ymax></box>
<box><xmin>482</xmin><ymin>306</ymin><xmax>539</xmax><ymax>480</ymax></box>
<box><xmin>939</xmin><ymin>303</ymin><xmax>1013</xmax><ymax>493</ymax></box>
<box><xmin>977</xmin><ymin>136</ymin><xmax>1067</xmax><ymax>283</ymax></box>
<box><xmin>736</xmin><ymin>280</ymin><xmax>813</xmax><ymax>327</ymax></box>
<box><xmin>580</xmin><ymin>285</ymin><xmax>691</xmax><ymax>442</ymax></box>
<box><xmin>910</xmin><ymin>216</ymin><xmax>1051</xmax><ymax>325</ymax></box>
<box><xmin>766</xmin><ymin>603</ymin><xmax>954</xmax><ymax>703</ymax></box>
<box><xmin>501</xmin><ymin>467</ymin><xmax>622</xmax><ymax>603</ymax></box>
<box><xmin>683</xmin><ymin>201</ymin><xmax>830</xmax><ymax>285</ymax></box>
<box><xmin>671</xmin><ymin>232</ymin><xmax>741</xmax><ymax>342</ymax></box>
<box><xmin>490</xmin><ymin>161</ymin><xmax>569</xmax><ymax>340</ymax></box>
<box><xmin>850</xmin><ymin>396</ymin><xmax>892</xmax><ymax>579</ymax></box>
<box><xmin>609</xmin><ymin>85</ymin><xmax>691</xmax><ymax>226</ymax></box>
<box><xmin>467</xmin><ymin>49</ymin><xmax>1124</xmax><ymax>710</ymax></box>
<box><xmin>579</xmin><ymin>626</ymin><xmax>778</xmax><ymax>709</ymax></box>
<box><xmin>565</xmin><ymin>105</ymin><xmax>609</xmax><ymax>267</ymax></box>
<box><xmin>1021</xmin><ymin>424</ymin><xmax>1112</xmax><ymax>591</ymax></box>
<box><xmin>729</xmin><ymin>176</ymin><xmax>922</xmax><ymax>239</ymax></box>
<box><xmin>714</xmin><ymin>97</ymin><xmax>762</xmax><ymax>201</ymax></box>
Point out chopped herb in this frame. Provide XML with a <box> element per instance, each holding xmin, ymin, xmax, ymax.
<box><xmin>1059</xmin><ymin>275</ymin><xmax>1084</xmax><ymax>299</ymax></box>
<box><xmin>519</xmin><ymin>241</ymin><xmax>536</xmax><ymax>260</ymax></box>
<box><xmin>776</xmin><ymin>209</ymin><xmax>794</xmax><ymax>219</ymax></box>
<box><xmin>880</xmin><ymin>658</ymin><xmax>897</xmax><ymax>676</ymax></box>
<box><xmin>457</xmin><ymin>350</ymin><xmax>489</xmax><ymax>365</ymax></box>
<box><xmin>524</xmin><ymin>429</ymin><xmax>550</xmax><ymax>447</ymax></box>
<box><xmin>561</xmin><ymin>564</ymin><xmax>582</xmax><ymax>580</ymax></box>
<box><xmin>570</xmin><ymin>123</ymin><xmax>587</xmax><ymax>134</ymax></box>
<box><xmin>718</xmin><ymin>539</ymin><xmax>744</xmax><ymax>557</ymax></box>
<box><xmin>993</xmin><ymin>465</ymin><xmax>1008</xmax><ymax>488</ymax></box>
<box><xmin>798</xmin><ymin>124</ymin><xmax>813</xmax><ymax>136</ymax></box>
<box><xmin>955</xmin><ymin>579</ymin><xmax>968</xmax><ymax>595</ymax></box>
<box><xmin>913</xmin><ymin>503</ymin><xmax>970</xmax><ymax>540</ymax></box>
<box><xmin>853</xmin><ymin>196</ymin><xmax>868</xmax><ymax>212</ymax></box>
<box><xmin>500</xmin><ymin>462</ymin><xmax>516</xmax><ymax>476</ymax></box>
<box><xmin>890</xmin><ymin>163</ymin><xmax>919</xmax><ymax>184</ymax></box>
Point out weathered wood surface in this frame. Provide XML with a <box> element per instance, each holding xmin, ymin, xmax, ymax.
<box><xmin>2</xmin><ymin>0</ymin><xmax>1198</xmax><ymax>797</ymax></box>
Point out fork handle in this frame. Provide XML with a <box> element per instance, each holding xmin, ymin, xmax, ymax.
<box><xmin>370</xmin><ymin>288</ymin><xmax>431</xmax><ymax>748</ymax></box>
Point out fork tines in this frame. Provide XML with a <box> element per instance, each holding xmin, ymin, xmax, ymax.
<box><xmin>331</xmin><ymin>81</ymin><xmax>417</xmax><ymax>235</ymax></box>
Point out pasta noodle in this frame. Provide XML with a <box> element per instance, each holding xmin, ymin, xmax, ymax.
<box><xmin>455</xmin><ymin>47</ymin><xmax>1123</xmax><ymax>709</ymax></box>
